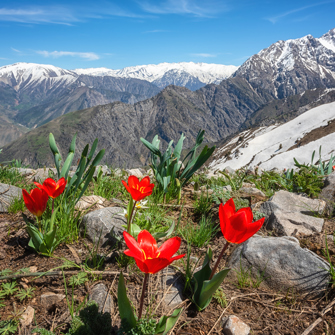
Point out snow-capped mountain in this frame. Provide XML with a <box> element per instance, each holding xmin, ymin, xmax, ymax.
<box><xmin>0</xmin><ymin>62</ymin><xmax>77</xmax><ymax>92</ymax></box>
<box><xmin>74</xmin><ymin>62</ymin><xmax>238</xmax><ymax>89</ymax></box>
<box><xmin>208</xmin><ymin>100</ymin><xmax>335</xmax><ymax>172</ymax></box>
<box><xmin>234</xmin><ymin>28</ymin><xmax>335</xmax><ymax>99</ymax></box>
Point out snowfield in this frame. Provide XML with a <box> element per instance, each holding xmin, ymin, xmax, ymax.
<box><xmin>209</xmin><ymin>101</ymin><xmax>335</xmax><ymax>172</ymax></box>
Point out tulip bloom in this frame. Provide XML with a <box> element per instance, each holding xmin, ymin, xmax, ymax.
<box><xmin>34</xmin><ymin>177</ymin><xmax>67</xmax><ymax>199</ymax></box>
<box><xmin>123</xmin><ymin>230</ymin><xmax>185</xmax><ymax>274</ymax></box>
<box><xmin>122</xmin><ymin>176</ymin><xmax>154</xmax><ymax>202</ymax></box>
<box><xmin>209</xmin><ymin>198</ymin><xmax>264</xmax><ymax>280</ymax></box>
<box><xmin>123</xmin><ymin>229</ymin><xmax>185</xmax><ymax>319</ymax></box>
<box><xmin>219</xmin><ymin>198</ymin><xmax>265</xmax><ymax>244</ymax></box>
<box><xmin>22</xmin><ymin>188</ymin><xmax>49</xmax><ymax>218</ymax></box>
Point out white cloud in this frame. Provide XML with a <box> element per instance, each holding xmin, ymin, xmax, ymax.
<box><xmin>11</xmin><ymin>47</ymin><xmax>21</xmax><ymax>53</ymax></box>
<box><xmin>36</xmin><ymin>50</ymin><xmax>99</xmax><ymax>61</ymax></box>
<box><xmin>191</xmin><ymin>53</ymin><xmax>217</xmax><ymax>58</ymax></box>
<box><xmin>266</xmin><ymin>1</ymin><xmax>334</xmax><ymax>23</ymax></box>
<box><xmin>143</xmin><ymin>29</ymin><xmax>170</xmax><ymax>33</ymax></box>
<box><xmin>138</xmin><ymin>0</ymin><xmax>229</xmax><ymax>18</ymax></box>
<box><xmin>0</xmin><ymin>4</ymin><xmax>149</xmax><ymax>25</ymax></box>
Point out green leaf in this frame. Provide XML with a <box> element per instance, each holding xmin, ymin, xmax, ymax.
<box><xmin>140</xmin><ymin>137</ymin><xmax>162</xmax><ymax>158</ymax></box>
<box><xmin>75</xmin><ymin>167</ymin><xmax>96</xmax><ymax>204</ymax></box>
<box><xmin>173</xmin><ymin>133</ymin><xmax>185</xmax><ymax>161</ymax></box>
<box><xmin>118</xmin><ymin>272</ymin><xmax>137</xmax><ymax>328</ymax></box>
<box><xmin>60</xmin><ymin>152</ymin><xmax>74</xmax><ymax>179</ymax></box>
<box><xmin>153</xmin><ymin>220</ymin><xmax>175</xmax><ymax>239</ymax></box>
<box><xmin>130</xmin><ymin>223</ymin><xmax>141</xmax><ymax>238</ymax></box>
<box><xmin>87</xmin><ymin>138</ymin><xmax>98</xmax><ymax>164</ymax></box>
<box><xmin>26</xmin><ymin>224</ymin><xmax>43</xmax><ymax>251</ymax></box>
<box><xmin>155</xmin><ymin>307</ymin><xmax>183</xmax><ymax>335</ymax></box>
<box><xmin>90</xmin><ymin>149</ymin><xmax>105</xmax><ymax>167</ymax></box>
<box><xmin>195</xmin><ymin>268</ymin><xmax>230</xmax><ymax>311</ymax></box>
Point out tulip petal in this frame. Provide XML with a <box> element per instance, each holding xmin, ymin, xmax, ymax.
<box><xmin>144</xmin><ymin>258</ymin><xmax>171</xmax><ymax>274</ymax></box>
<box><xmin>121</xmin><ymin>180</ymin><xmax>132</xmax><ymax>194</ymax></box>
<box><xmin>128</xmin><ymin>175</ymin><xmax>140</xmax><ymax>189</ymax></box>
<box><xmin>123</xmin><ymin>231</ymin><xmax>144</xmax><ymax>260</ymax></box>
<box><xmin>135</xmin><ymin>259</ymin><xmax>149</xmax><ymax>273</ymax></box>
<box><xmin>236</xmin><ymin>217</ymin><xmax>265</xmax><ymax>244</ymax></box>
<box><xmin>124</xmin><ymin>249</ymin><xmax>143</xmax><ymax>260</ymax></box>
<box><xmin>236</xmin><ymin>207</ymin><xmax>253</xmax><ymax>224</ymax></box>
<box><xmin>222</xmin><ymin>211</ymin><xmax>248</xmax><ymax>243</ymax></box>
<box><xmin>157</xmin><ymin>236</ymin><xmax>182</xmax><ymax>259</ymax></box>
<box><xmin>138</xmin><ymin>230</ymin><xmax>157</xmax><ymax>258</ymax></box>
<box><xmin>223</xmin><ymin>198</ymin><xmax>236</xmax><ymax>219</ymax></box>
<box><xmin>33</xmin><ymin>182</ymin><xmax>43</xmax><ymax>189</ymax></box>
<box><xmin>139</xmin><ymin>176</ymin><xmax>150</xmax><ymax>187</ymax></box>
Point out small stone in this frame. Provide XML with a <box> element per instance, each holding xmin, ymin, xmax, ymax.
<box><xmin>20</xmin><ymin>306</ymin><xmax>35</xmax><ymax>327</ymax></box>
<box><xmin>222</xmin><ymin>315</ymin><xmax>250</xmax><ymax>335</ymax></box>
<box><xmin>241</xmin><ymin>182</ymin><xmax>255</xmax><ymax>188</ymax></box>
<box><xmin>239</xmin><ymin>187</ymin><xmax>266</xmax><ymax>198</ymax></box>
<box><xmin>81</xmin><ymin>207</ymin><xmax>126</xmax><ymax>247</ymax></box>
<box><xmin>93</xmin><ymin>165</ymin><xmax>111</xmax><ymax>178</ymax></box>
<box><xmin>319</xmin><ymin>171</ymin><xmax>335</xmax><ymax>215</ymax></box>
<box><xmin>160</xmin><ymin>267</ymin><xmax>184</xmax><ymax>309</ymax></box>
<box><xmin>126</xmin><ymin>168</ymin><xmax>144</xmax><ymax>179</ymax></box>
<box><xmin>40</xmin><ymin>292</ymin><xmax>65</xmax><ymax>308</ymax></box>
<box><xmin>29</xmin><ymin>266</ymin><xmax>38</xmax><ymax>273</ymax></box>
<box><xmin>223</xmin><ymin>166</ymin><xmax>235</xmax><ymax>175</ymax></box>
<box><xmin>75</xmin><ymin>195</ymin><xmax>106</xmax><ymax>211</ymax></box>
<box><xmin>0</xmin><ymin>183</ymin><xmax>22</xmax><ymax>212</ymax></box>
<box><xmin>88</xmin><ymin>283</ymin><xmax>113</xmax><ymax>314</ymax></box>
<box><xmin>223</xmin><ymin>185</ymin><xmax>232</xmax><ymax>192</ymax></box>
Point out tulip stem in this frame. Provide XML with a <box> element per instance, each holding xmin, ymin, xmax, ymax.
<box><xmin>52</xmin><ymin>199</ymin><xmax>54</xmax><ymax>214</ymax></box>
<box><xmin>209</xmin><ymin>241</ymin><xmax>229</xmax><ymax>280</ymax></box>
<box><xmin>36</xmin><ymin>217</ymin><xmax>41</xmax><ymax>232</ymax></box>
<box><xmin>138</xmin><ymin>273</ymin><xmax>149</xmax><ymax>320</ymax></box>
<box><xmin>127</xmin><ymin>201</ymin><xmax>137</xmax><ymax>233</ymax></box>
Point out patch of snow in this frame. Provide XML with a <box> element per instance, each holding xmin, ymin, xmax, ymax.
<box><xmin>209</xmin><ymin>101</ymin><xmax>335</xmax><ymax>172</ymax></box>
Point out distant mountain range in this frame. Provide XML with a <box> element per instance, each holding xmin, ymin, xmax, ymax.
<box><xmin>1</xmin><ymin>28</ymin><xmax>335</xmax><ymax>169</ymax></box>
<box><xmin>0</xmin><ymin>61</ymin><xmax>237</xmax><ymax>146</ymax></box>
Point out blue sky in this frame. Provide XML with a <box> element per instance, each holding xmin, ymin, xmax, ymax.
<box><xmin>1</xmin><ymin>0</ymin><xmax>334</xmax><ymax>70</ymax></box>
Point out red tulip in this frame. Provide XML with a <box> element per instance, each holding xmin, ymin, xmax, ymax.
<box><xmin>34</xmin><ymin>177</ymin><xmax>67</xmax><ymax>199</ymax></box>
<box><xmin>219</xmin><ymin>198</ymin><xmax>264</xmax><ymax>244</ymax></box>
<box><xmin>122</xmin><ymin>176</ymin><xmax>154</xmax><ymax>201</ymax></box>
<box><xmin>123</xmin><ymin>230</ymin><xmax>185</xmax><ymax>274</ymax></box>
<box><xmin>22</xmin><ymin>188</ymin><xmax>49</xmax><ymax>218</ymax></box>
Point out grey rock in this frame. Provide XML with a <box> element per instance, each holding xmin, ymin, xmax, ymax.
<box><xmin>40</xmin><ymin>292</ymin><xmax>65</xmax><ymax>308</ymax></box>
<box><xmin>260</xmin><ymin>190</ymin><xmax>326</xmax><ymax>216</ymax></box>
<box><xmin>222</xmin><ymin>315</ymin><xmax>250</xmax><ymax>335</ymax></box>
<box><xmin>223</xmin><ymin>166</ymin><xmax>235</xmax><ymax>175</ymax></box>
<box><xmin>113</xmin><ymin>168</ymin><xmax>123</xmax><ymax>177</ymax></box>
<box><xmin>227</xmin><ymin>236</ymin><xmax>331</xmax><ymax>298</ymax></box>
<box><xmin>10</xmin><ymin>168</ymin><xmax>36</xmax><ymax>177</ymax></box>
<box><xmin>75</xmin><ymin>195</ymin><xmax>106</xmax><ymax>211</ymax></box>
<box><xmin>125</xmin><ymin>168</ymin><xmax>144</xmax><ymax>179</ymax></box>
<box><xmin>89</xmin><ymin>283</ymin><xmax>113</xmax><ymax>314</ymax></box>
<box><xmin>319</xmin><ymin>171</ymin><xmax>335</xmax><ymax>215</ymax></box>
<box><xmin>223</xmin><ymin>185</ymin><xmax>232</xmax><ymax>192</ymax></box>
<box><xmin>241</xmin><ymin>182</ymin><xmax>255</xmax><ymax>188</ymax></box>
<box><xmin>239</xmin><ymin>187</ymin><xmax>266</xmax><ymax>198</ymax></box>
<box><xmin>160</xmin><ymin>267</ymin><xmax>184</xmax><ymax>309</ymax></box>
<box><xmin>81</xmin><ymin>207</ymin><xmax>126</xmax><ymax>247</ymax></box>
<box><xmin>0</xmin><ymin>183</ymin><xmax>22</xmax><ymax>212</ymax></box>
<box><xmin>32</xmin><ymin>168</ymin><xmax>57</xmax><ymax>182</ymax></box>
<box><xmin>94</xmin><ymin>165</ymin><xmax>111</xmax><ymax>178</ymax></box>
<box><xmin>266</xmin><ymin>210</ymin><xmax>324</xmax><ymax>236</ymax></box>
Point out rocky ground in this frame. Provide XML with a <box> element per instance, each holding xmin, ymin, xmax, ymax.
<box><xmin>0</xmin><ymin>166</ymin><xmax>334</xmax><ymax>335</ymax></box>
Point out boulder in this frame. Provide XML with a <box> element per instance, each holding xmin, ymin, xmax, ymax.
<box><xmin>227</xmin><ymin>236</ymin><xmax>331</xmax><ymax>298</ymax></box>
<box><xmin>0</xmin><ymin>183</ymin><xmax>22</xmax><ymax>212</ymax></box>
<box><xmin>259</xmin><ymin>190</ymin><xmax>326</xmax><ymax>236</ymax></box>
<box><xmin>88</xmin><ymin>283</ymin><xmax>113</xmax><ymax>314</ymax></box>
<box><xmin>81</xmin><ymin>207</ymin><xmax>126</xmax><ymax>247</ymax></box>
<box><xmin>265</xmin><ymin>210</ymin><xmax>324</xmax><ymax>236</ymax></box>
<box><xmin>319</xmin><ymin>171</ymin><xmax>335</xmax><ymax>216</ymax></box>
<box><xmin>260</xmin><ymin>190</ymin><xmax>326</xmax><ymax>216</ymax></box>
<box><xmin>10</xmin><ymin>168</ymin><xmax>36</xmax><ymax>177</ymax></box>
<box><xmin>32</xmin><ymin>168</ymin><xmax>57</xmax><ymax>182</ymax></box>
<box><xmin>222</xmin><ymin>315</ymin><xmax>250</xmax><ymax>335</ymax></box>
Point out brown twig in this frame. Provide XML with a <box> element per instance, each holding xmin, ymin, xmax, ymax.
<box><xmin>300</xmin><ymin>298</ymin><xmax>335</xmax><ymax>335</ymax></box>
<box><xmin>0</xmin><ymin>270</ymin><xmax>128</xmax><ymax>281</ymax></box>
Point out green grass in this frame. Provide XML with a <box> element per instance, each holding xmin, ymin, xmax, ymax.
<box><xmin>0</xmin><ymin>166</ymin><xmax>28</xmax><ymax>188</ymax></box>
<box><xmin>7</xmin><ymin>196</ymin><xmax>25</xmax><ymax>214</ymax></box>
<box><xmin>179</xmin><ymin>215</ymin><xmax>218</xmax><ymax>248</ymax></box>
